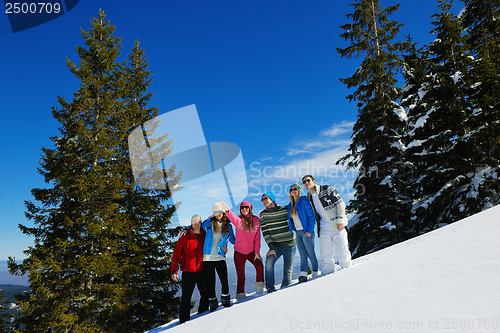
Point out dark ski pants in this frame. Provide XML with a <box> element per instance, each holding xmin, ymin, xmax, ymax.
<box><xmin>234</xmin><ymin>250</ymin><xmax>264</xmax><ymax>294</ymax></box>
<box><xmin>180</xmin><ymin>271</ymin><xmax>209</xmax><ymax>324</ymax></box>
<box><xmin>203</xmin><ymin>260</ymin><xmax>229</xmax><ymax>299</ymax></box>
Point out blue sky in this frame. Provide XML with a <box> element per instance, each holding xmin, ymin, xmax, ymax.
<box><xmin>0</xmin><ymin>0</ymin><xmax>462</xmax><ymax>261</ymax></box>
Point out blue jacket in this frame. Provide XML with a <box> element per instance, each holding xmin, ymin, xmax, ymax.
<box><xmin>200</xmin><ymin>218</ymin><xmax>235</xmax><ymax>257</ymax></box>
<box><xmin>287</xmin><ymin>196</ymin><xmax>316</xmax><ymax>235</ymax></box>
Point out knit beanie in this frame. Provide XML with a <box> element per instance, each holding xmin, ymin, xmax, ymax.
<box><xmin>212</xmin><ymin>201</ymin><xmax>225</xmax><ymax>215</ymax></box>
<box><xmin>261</xmin><ymin>191</ymin><xmax>276</xmax><ymax>203</ymax></box>
<box><xmin>240</xmin><ymin>201</ymin><xmax>253</xmax><ymax>210</ymax></box>
<box><xmin>290</xmin><ymin>183</ymin><xmax>302</xmax><ymax>192</ymax></box>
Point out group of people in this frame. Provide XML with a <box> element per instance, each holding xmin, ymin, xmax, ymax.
<box><xmin>170</xmin><ymin>175</ymin><xmax>352</xmax><ymax>323</ymax></box>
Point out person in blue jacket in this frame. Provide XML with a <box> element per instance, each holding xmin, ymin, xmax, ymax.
<box><xmin>287</xmin><ymin>183</ymin><xmax>319</xmax><ymax>283</ymax></box>
<box><xmin>200</xmin><ymin>201</ymin><xmax>235</xmax><ymax>311</ymax></box>
<box><xmin>180</xmin><ymin>201</ymin><xmax>235</xmax><ymax>311</ymax></box>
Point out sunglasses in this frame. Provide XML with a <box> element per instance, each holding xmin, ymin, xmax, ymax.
<box><xmin>241</xmin><ymin>206</ymin><xmax>250</xmax><ymax>209</ymax></box>
<box><xmin>302</xmin><ymin>179</ymin><xmax>312</xmax><ymax>184</ymax></box>
<box><xmin>290</xmin><ymin>187</ymin><xmax>299</xmax><ymax>192</ymax></box>
<box><xmin>261</xmin><ymin>197</ymin><xmax>270</xmax><ymax>201</ymax></box>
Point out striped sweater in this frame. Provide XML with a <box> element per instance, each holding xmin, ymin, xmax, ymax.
<box><xmin>259</xmin><ymin>206</ymin><xmax>296</xmax><ymax>250</ymax></box>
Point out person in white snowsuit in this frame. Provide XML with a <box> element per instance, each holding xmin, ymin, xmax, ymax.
<box><xmin>302</xmin><ymin>175</ymin><xmax>352</xmax><ymax>274</ymax></box>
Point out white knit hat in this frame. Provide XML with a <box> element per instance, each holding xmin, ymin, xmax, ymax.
<box><xmin>212</xmin><ymin>201</ymin><xmax>225</xmax><ymax>216</ymax></box>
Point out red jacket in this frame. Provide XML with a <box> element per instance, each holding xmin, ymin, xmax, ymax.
<box><xmin>171</xmin><ymin>229</ymin><xmax>206</xmax><ymax>274</ymax></box>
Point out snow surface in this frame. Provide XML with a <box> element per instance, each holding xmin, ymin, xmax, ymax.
<box><xmin>148</xmin><ymin>205</ymin><xmax>500</xmax><ymax>333</ymax></box>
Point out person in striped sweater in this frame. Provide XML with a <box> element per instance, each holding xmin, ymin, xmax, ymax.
<box><xmin>259</xmin><ymin>191</ymin><xmax>296</xmax><ymax>293</ymax></box>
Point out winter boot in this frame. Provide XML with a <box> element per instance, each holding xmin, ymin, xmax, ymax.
<box><xmin>312</xmin><ymin>271</ymin><xmax>320</xmax><ymax>278</ymax></box>
<box><xmin>235</xmin><ymin>293</ymin><xmax>247</xmax><ymax>300</ymax></box>
<box><xmin>298</xmin><ymin>271</ymin><xmax>308</xmax><ymax>284</ymax></box>
<box><xmin>255</xmin><ymin>281</ymin><xmax>265</xmax><ymax>294</ymax></box>
<box><xmin>221</xmin><ymin>294</ymin><xmax>231</xmax><ymax>307</ymax></box>
<box><xmin>209</xmin><ymin>297</ymin><xmax>218</xmax><ymax>312</ymax></box>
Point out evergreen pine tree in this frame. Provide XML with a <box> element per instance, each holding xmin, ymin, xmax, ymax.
<box><xmin>8</xmin><ymin>11</ymin><xmax>181</xmax><ymax>332</ymax></box>
<box><xmin>457</xmin><ymin>0</ymin><xmax>500</xmax><ymax>212</ymax></box>
<box><xmin>460</xmin><ymin>0</ymin><xmax>500</xmax><ymax>49</ymax></box>
<box><xmin>406</xmin><ymin>0</ymin><xmax>473</xmax><ymax>231</ymax></box>
<box><xmin>399</xmin><ymin>36</ymin><xmax>429</xmax><ymax>238</ymax></box>
<box><xmin>400</xmin><ymin>36</ymin><xmax>430</xmax><ymax>239</ymax></box>
<box><xmin>336</xmin><ymin>0</ymin><xmax>410</xmax><ymax>258</ymax></box>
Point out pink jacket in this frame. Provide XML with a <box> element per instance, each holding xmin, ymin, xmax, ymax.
<box><xmin>226</xmin><ymin>208</ymin><xmax>261</xmax><ymax>255</ymax></box>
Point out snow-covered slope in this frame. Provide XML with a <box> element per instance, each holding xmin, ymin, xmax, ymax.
<box><xmin>148</xmin><ymin>205</ymin><xmax>500</xmax><ymax>333</ymax></box>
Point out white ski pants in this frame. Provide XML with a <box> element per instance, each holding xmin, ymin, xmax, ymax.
<box><xmin>319</xmin><ymin>223</ymin><xmax>352</xmax><ymax>274</ymax></box>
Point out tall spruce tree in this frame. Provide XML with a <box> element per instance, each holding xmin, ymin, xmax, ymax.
<box><xmin>8</xmin><ymin>11</ymin><xmax>181</xmax><ymax>332</ymax></box>
<box><xmin>399</xmin><ymin>36</ymin><xmax>428</xmax><ymax>238</ymax></box>
<box><xmin>406</xmin><ymin>0</ymin><xmax>473</xmax><ymax>231</ymax></box>
<box><xmin>336</xmin><ymin>0</ymin><xmax>410</xmax><ymax>258</ymax></box>
<box><xmin>458</xmin><ymin>0</ymin><xmax>500</xmax><ymax>212</ymax></box>
<box><xmin>461</xmin><ymin>0</ymin><xmax>500</xmax><ymax>49</ymax></box>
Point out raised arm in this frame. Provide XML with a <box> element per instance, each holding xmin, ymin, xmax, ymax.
<box><xmin>225</xmin><ymin>208</ymin><xmax>243</xmax><ymax>228</ymax></box>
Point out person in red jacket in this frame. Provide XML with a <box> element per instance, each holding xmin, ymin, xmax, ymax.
<box><xmin>171</xmin><ymin>214</ymin><xmax>209</xmax><ymax>324</ymax></box>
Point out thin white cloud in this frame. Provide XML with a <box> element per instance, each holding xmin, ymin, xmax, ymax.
<box><xmin>304</xmin><ymin>140</ymin><xmax>331</xmax><ymax>150</ymax></box>
<box><xmin>283</xmin><ymin>121</ymin><xmax>355</xmax><ymax>156</ymax></box>
<box><xmin>286</xmin><ymin>149</ymin><xmax>309</xmax><ymax>156</ymax></box>
<box><xmin>320</xmin><ymin>121</ymin><xmax>355</xmax><ymax>138</ymax></box>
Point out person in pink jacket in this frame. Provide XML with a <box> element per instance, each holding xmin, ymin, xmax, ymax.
<box><xmin>221</xmin><ymin>200</ymin><xmax>265</xmax><ymax>298</ymax></box>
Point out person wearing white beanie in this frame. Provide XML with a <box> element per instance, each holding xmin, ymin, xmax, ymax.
<box><xmin>202</xmin><ymin>202</ymin><xmax>235</xmax><ymax>310</ymax></box>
